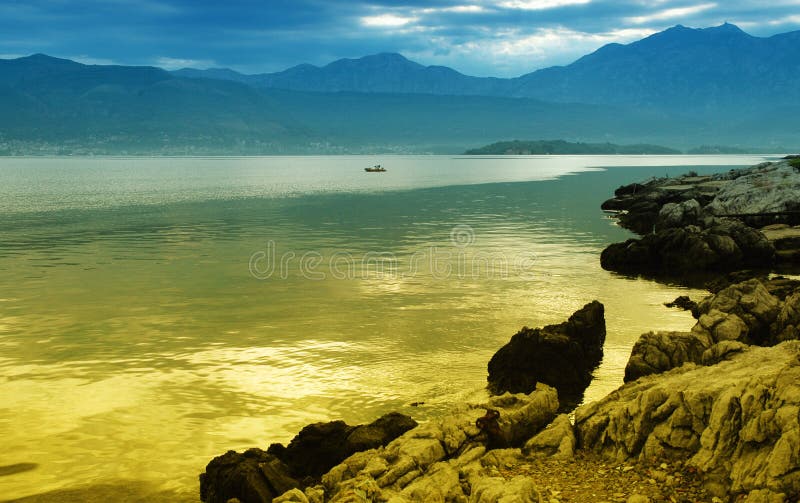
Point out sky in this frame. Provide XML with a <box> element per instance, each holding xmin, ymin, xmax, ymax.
<box><xmin>1</xmin><ymin>0</ymin><xmax>799</xmax><ymax>77</ymax></box>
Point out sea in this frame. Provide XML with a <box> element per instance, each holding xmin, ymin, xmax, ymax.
<box><xmin>0</xmin><ymin>154</ymin><xmax>771</xmax><ymax>501</ymax></box>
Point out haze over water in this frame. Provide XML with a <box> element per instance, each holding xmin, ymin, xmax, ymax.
<box><xmin>0</xmin><ymin>155</ymin><xmax>768</xmax><ymax>501</ymax></box>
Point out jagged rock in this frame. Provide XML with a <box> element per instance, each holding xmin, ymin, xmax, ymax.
<box><xmin>309</xmin><ymin>386</ymin><xmax>557</xmax><ymax>502</ymax></box>
<box><xmin>523</xmin><ymin>414</ymin><xmax>576</xmax><ymax>459</ymax></box>
<box><xmin>656</xmin><ymin>199</ymin><xmax>702</xmax><ymax>230</ymax></box>
<box><xmin>600</xmin><ymin>219</ymin><xmax>775</xmax><ymax>276</ymax></box>
<box><xmin>199</xmin><ymin>448</ymin><xmax>296</xmax><ymax>503</ymax></box>
<box><xmin>624</xmin><ymin>331</ymin><xmax>712</xmax><ymax>382</ymax></box>
<box><xmin>487</xmin><ymin>301</ymin><xmax>605</xmax><ymax>409</ymax></box>
<box><xmin>693</xmin><ymin>278</ymin><xmax>781</xmax><ymax>345</ymax></box>
<box><xmin>201</xmin><ymin>413</ymin><xmax>416</xmax><ymax>502</ymax></box>
<box><xmin>773</xmin><ymin>292</ymin><xmax>800</xmax><ymax>343</ymax></box>
<box><xmin>706</xmin><ymin>161</ymin><xmax>800</xmax><ymax>220</ymax></box>
<box><xmin>576</xmin><ymin>341</ymin><xmax>800</xmax><ymax>501</ymax></box>
<box><xmin>268</xmin><ymin>413</ymin><xmax>417</xmax><ymax>482</ymax></box>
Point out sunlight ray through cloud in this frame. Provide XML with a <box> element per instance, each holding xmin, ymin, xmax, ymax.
<box><xmin>626</xmin><ymin>3</ymin><xmax>718</xmax><ymax>25</ymax></box>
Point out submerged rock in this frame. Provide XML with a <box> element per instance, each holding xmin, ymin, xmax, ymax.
<box><xmin>577</xmin><ymin>341</ymin><xmax>800</xmax><ymax>502</ymax></box>
<box><xmin>487</xmin><ymin>301</ymin><xmax>606</xmax><ymax>409</ymax></box>
<box><xmin>664</xmin><ymin>295</ymin><xmax>698</xmax><ymax>312</ymax></box>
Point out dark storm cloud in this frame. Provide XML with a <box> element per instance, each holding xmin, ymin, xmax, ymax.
<box><xmin>0</xmin><ymin>0</ymin><xmax>798</xmax><ymax>76</ymax></box>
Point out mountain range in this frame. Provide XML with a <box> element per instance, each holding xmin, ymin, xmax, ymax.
<box><xmin>1</xmin><ymin>23</ymin><xmax>799</xmax><ymax>155</ymax></box>
<box><xmin>175</xmin><ymin>23</ymin><xmax>800</xmax><ymax>111</ymax></box>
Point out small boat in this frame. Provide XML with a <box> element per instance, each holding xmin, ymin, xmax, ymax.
<box><xmin>365</xmin><ymin>164</ymin><xmax>386</xmax><ymax>173</ymax></box>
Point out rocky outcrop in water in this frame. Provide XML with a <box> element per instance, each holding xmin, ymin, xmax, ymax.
<box><xmin>625</xmin><ymin>278</ymin><xmax>800</xmax><ymax>382</ymax></box>
<box><xmin>577</xmin><ymin>341</ymin><xmax>800</xmax><ymax>502</ymax></box>
<box><xmin>487</xmin><ymin>301</ymin><xmax>606</xmax><ymax>409</ymax></box>
<box><xmin>199</xmin><ymin>412</ymin><xmax>417</xmax><ymax>503</ymax></box>
<box><xmin>600</xmin><ymin>217</ymin><xmax>775</xmax><ymax>276</ymax></box>
<box><xmin>601</xmin><ymin>159</ymin><xmax>800</xmax><ymax>279</ymax></box>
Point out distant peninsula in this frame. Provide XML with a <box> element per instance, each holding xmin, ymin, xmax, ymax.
<box><xmin>465</xmin><ymin>140</ymin><xmax>682</xmax><ymax>155</ymax></box>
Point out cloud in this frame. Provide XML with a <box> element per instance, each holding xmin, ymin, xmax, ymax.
<box><xmin>626</xmin><ymin>2</ymin><xmax>717</xmax><ymax>25</ymax></box>
<box><xmin>497</xmin><ymin>0</ymin><xmax>592</xmax><ymax>10</ymax></box>
<box><xmin>70</xmin><ymin>55</ymin><xmax>118</xmax><ymax>66</ymax></box>
<box><xmin>154</xmin><ymin>56</ymin><xmax>217</xmax><ymax>70</ymax></box>
<box><xmin>2</xmin><ymin>0</ymin><xmax>800</xmax><ymax>77</ymax></box>
<box><xmin>361</xmin><ymin>14</ymin><xmax>419</xmax><ymax>28</ymax></box>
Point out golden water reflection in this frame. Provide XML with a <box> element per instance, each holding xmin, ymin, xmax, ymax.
<box><xmin>0</xmin><ymin>156</ymin><xmax>768</xmax><ymax>500</ymax></box>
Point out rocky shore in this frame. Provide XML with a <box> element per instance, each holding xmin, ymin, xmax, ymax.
<box><xmin>200</xmin><ymin>157</ymin><xmax>800</xmax><ymax>503</ymax></box>
<box><xmin>600</xmin><ymin>157</ymin><xmax>800</xmax><ymax>280</ymax></box>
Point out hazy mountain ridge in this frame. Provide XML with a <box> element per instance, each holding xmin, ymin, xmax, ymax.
<box><xmin>513</xmin><ymin>23</ymin><xmax>800</xmax><ymax>109</ymax></box>
<box><xmin>174</xmin><ymin>23</ymin><xmax>800</xmax><ymax>112</ymax></box>
<box><xmin>2</xmin><ymin>23</ymin><xmax>800</xmax><ymax>154</ymax></box>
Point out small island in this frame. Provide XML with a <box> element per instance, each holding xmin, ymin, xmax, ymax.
<box><xmin>464</xmin><ymin>139</ymin><xmax>682</xmax><ymax>155</ymax></box>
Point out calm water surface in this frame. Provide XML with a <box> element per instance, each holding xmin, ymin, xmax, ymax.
<box><xmin>0</xmin><ymin>155</ymin><xmax>769</xmax><ymax>501</ymax></box>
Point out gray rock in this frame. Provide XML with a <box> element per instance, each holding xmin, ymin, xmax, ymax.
<box><xmin>707</xmin><ymin>161</ymin><xmax>800</xmax><ymax>218</ymax></box>
<box><xmin>656</xmin><ymin>199</ymin><xmax>701</xmax><ymax>230</ymax></box>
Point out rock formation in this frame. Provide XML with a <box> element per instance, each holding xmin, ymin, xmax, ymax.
<box><xmin>600</xmin><ymin>159</ymin><xmax>800</xmax><ymax>279</ymax></box>
<box><xmin>487</xmin><ymin>301</ymin><xmax>606</xmax><ymax>409</ymax></box>
<box><xmin>279</xmin><ymin>385</ymin><xmax>559</xmax><ymax>503</ymax></box>
<box><xmin>625</xmin><ymin>278</ymin><xmax>800</xmax><ymax>381</ymax></box>
<box><xmin>600</xmin><ymin>217</ymin><xmax>775</xmax><ymax>276</ymax></box>
<box><xmin>577</xmin><ymin>341</ymin><xmax>800</xmax><ymax>502</ymax></box>
<box><xmin>199</xmin><ymin>412</ymin><xmax>417</xmax><ymax>503</ymax></box>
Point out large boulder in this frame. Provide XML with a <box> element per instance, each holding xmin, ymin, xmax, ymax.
<box><xmin>576</xmin><ymin>341</ymin><xmax>800</xmax><ymax>502</ymax></box>
<box><xmin>268</xmin><ymin>413</ymin><xmax>418</xmax><ymax>482</ymax></box>
<box><xmin>601</xmin><ymin>219</ymin><xmax>775</xmax><ymax>277</ymax></box>
<box><xmin>693</xmin><ymin>278</ymin><xmax>782</xmax><ymax>345</ymax></box>
<box><xmin>199</xmin><ymin>448</ymin><xmax>298</xmax><ymax>503</ymax></box>
<box><xmin>656</xmin><ymin>199</ymin><xmax>702</xmax><ymax>230</ymax></box>
<box><xmin>200</xmin><ymin>413</ymin><xmax>416</xmax><ymax>502</ymax></box>
<box><xmin>623</xmin><ymin>331</ymin><xmax>712</xmax><ymax>382</ymax></box>
<box><xmin>487</xmin><ymin>301</ymin><xmax>606</xmax><ymax>409</ymax></box>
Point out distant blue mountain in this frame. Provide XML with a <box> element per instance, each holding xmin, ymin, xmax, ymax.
<box><xmin>3</xmin><ymin>23</ymin><xmax>800</xmax><ymax>155</ymax></box>
<box><xmin>174</xmin><ymin>53</ymin><xmax>510</xmax><ymax>95</ymax></box>
<box><xmin>174</xmin><ymin>23</ymin><xmax>800</xmax><ymax>112</ymax></box>
<box><xmin>513</xmin><ymin>23</ymin><xmax>800</xmax><ymax>109</ymax></box>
